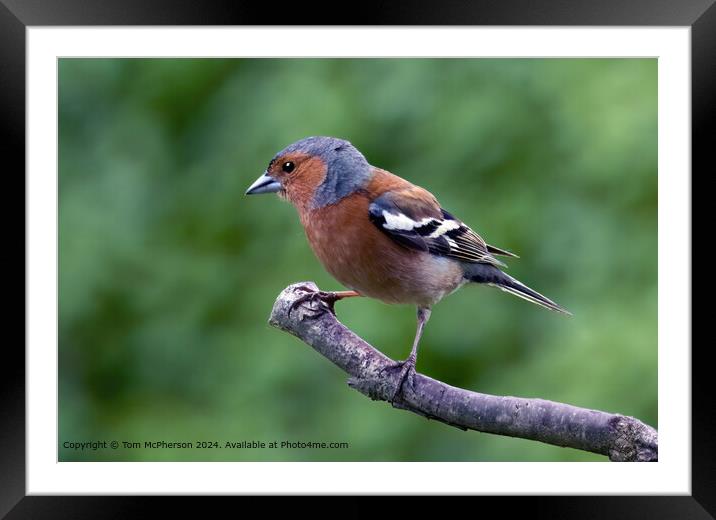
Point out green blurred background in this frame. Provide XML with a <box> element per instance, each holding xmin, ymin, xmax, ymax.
<box><xmin>59</xmin><ymin>58</ymin><xmax>657</xmax><ymax>461</ymax></box>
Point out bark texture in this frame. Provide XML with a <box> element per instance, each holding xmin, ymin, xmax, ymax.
<box><xmin>269</xmin><ymin>282</ymin><xmax>658</xmax><ymax>462</ymax></box>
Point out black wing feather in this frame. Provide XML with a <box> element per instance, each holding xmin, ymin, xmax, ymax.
<box><xmin>369</xmin><ymin>192</ymin><xmax>507</xmax><ymax>266</ymax></box>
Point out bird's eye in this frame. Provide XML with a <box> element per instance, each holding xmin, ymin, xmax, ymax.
<box><xmin>282</xmin><ymin>161</ymin><xmax>295</xmax><ymax>173</ymax></box>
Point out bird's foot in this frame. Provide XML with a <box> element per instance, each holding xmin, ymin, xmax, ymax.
<box><xmin>380</xmin><ymin>354</ymin><xmax>417</xmax><ymax>403</ymax></box>
<box><xmin>288</xmin><ymin>286</ymin><xmax>341</xmax><ymax>320</ymax></box>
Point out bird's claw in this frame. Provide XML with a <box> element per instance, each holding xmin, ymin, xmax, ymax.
<box><xmin>289</xmin><ymin>286</ymin><xmax>339</xmax><ymax>320</ymax></box>
<box><xmin>380</xmin><ymin>356</ymin><xmax>417</xmax><ymax>403</ymax></box>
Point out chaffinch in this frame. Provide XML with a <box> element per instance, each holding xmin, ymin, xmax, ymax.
<box><xmin>246</xmin><ymin>136</ymin><xmax>570</xmax><ymax>399</ymax></box>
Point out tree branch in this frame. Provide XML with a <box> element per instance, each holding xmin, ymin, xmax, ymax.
<box><xmin>268</xmin><ymin>282</ymin><xmax>658</xmax><ymax>462</ymax></box>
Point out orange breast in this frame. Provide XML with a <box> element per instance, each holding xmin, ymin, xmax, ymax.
<box><xmin>300</xmin><ymin>192</ymin><xmax>465</xmax><ymax>306</ymax></box>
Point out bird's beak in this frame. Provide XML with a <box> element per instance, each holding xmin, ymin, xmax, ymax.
<box><xmin>245</xmin><ymin>171</ymin><xmax>282</xmax><ymax>195</ymax></box>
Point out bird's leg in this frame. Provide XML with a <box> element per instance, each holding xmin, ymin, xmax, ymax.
<box><xmin>289</xmin><ymin>287</ymin><xmax>361</xmax><ymax>319</ymax></box>
<box><xmin>387</xmin><ymin>306</ymin><xmax>432</xmax><ymax>402</ymax></box>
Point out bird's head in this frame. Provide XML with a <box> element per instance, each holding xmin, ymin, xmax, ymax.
<box><xmin>245</xmin><ymin>136</ymin><xmax>372</xmax><ymax>210</ymax></box>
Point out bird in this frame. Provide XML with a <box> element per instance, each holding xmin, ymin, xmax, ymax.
<box><xmin>246</xmin><ymin>136</ymin><xmax>570</xmax><ymax>400</ymax></box>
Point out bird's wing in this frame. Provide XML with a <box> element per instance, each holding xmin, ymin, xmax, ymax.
<box><xmin>368</xmin><ymin>188</ymin><xmax>506</xmax><ymax>266</ymax></box>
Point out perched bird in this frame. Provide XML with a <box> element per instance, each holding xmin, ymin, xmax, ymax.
<box><xmin>246</xmin><ymin>136</ymin><xmax>570</xmax><ymax>399</ymax></box>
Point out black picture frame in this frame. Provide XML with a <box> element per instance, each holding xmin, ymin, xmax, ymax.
<box><xmin>4</xmin><ymin>0</ymin><xmax>710</xmax><ymax>516</ymax></box>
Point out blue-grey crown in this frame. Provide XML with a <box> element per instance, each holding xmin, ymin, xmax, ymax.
<box><xmin>274</xmin><ymin>136</ymin><xmax>372</xmax><ymax>209</ymax></box>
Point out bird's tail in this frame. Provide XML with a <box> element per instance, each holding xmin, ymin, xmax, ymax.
<box><xmin>464</xmin><ymin>263</ymin><xmax>571</xmax><ymax>316</ymax></box>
